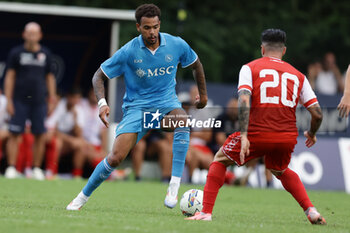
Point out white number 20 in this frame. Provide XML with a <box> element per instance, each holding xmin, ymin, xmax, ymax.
<box><xmin>260</xmin><ymin>69</ymin><xmax>299</xmax><ymax>107</ymax></box>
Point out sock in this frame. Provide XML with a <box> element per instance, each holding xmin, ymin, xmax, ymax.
<box><xmin>171</xmin><ymin>127</ymin><xmax>190</xmax><ymax>177</ymax></box>
<box><xmin>72</xmin><ymin>168</ymin><xmax>83</xmax><ymax>177</ymax></box>
<box><xmin>170</xmin><ymin>175</ymin><xmax>181</xmax><ymax>185</ymax></box>
<box><xmin>82</xmin><ymin>158</ymin><xmax>115</xmax><ymax>197</ymax></box>
<box><xmin>45</xmin><ymin>137</ymin><xmax>58</xmax><ymax>174</ymax></box>
<box><xmin>16</xmin><ymin>140</ymin><xmax>26</xmax><ymax>172</ymax></box>
<box><xmin>202</xmin><ymin>161</ymin><xmax>226</xmax><ymax>214</ymax></box>
<box><xmin>24</xmin><ymin>133</ymin><xmax>34</xmax><ymax>168</ymax></box>
<box><xmin>276</xmin><ymin>168</ymin><xmax>313</xmax><ymax>211</ymax></box>
<box><xmin>92</xmin><ymin>157</ymin><xmax>103</xmax><ymax>168</ymax></box>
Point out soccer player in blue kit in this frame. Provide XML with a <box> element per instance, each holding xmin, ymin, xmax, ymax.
<box><xmin>67</xmin><ymin>3</ymin><xmax>208</xmax><ymax>210</ymax></box>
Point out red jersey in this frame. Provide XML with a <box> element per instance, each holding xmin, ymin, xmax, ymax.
<box><xmin>238</xmin><ymin>57</ymin><xmax>318</xmax><ymax>142</ymax></box>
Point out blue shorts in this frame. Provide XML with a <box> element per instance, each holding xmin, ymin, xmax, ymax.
<box><xmin>115</xmin><ymin>103</ymin><xmax>181</xmax><ymax>143</ymax></box>
<box><xmin>8</xmin><ymin>99</ymin><xmax>47</xmax><ymax>134</ymax></box>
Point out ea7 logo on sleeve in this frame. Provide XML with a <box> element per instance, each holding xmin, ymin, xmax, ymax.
<box><xmin>143</xmin><ymin>109</ymin><xmax>162</xmax><ymax>129</ymax></box>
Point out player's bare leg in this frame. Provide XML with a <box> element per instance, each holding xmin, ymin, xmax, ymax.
<box><xmin>186</xmin><ymin>148</ymin><xmax>233</xmax><ymax>220</ymax></box>
<box><xmin>131</xmin><ymin>139</ymin><xmax>146</xmax><ymax>181</ymax></box>
<box><xmin>66</xmin><ymin>133</ymin><xmax>137</xmax><ymax>210</ymax></box>
<box><xmin>5</xmin><ymin>133</ymin><xmax>21</xmax><ymax>178</ymax></box>
<box><xmin>271</xmin><ymin>169</ymin><xmax>326</xmax><ymax>225</ymax></box>
<box><xmin>32</xmin><ymin>133</ymin><xmax>46</xmax><ymax>180</ymax></box>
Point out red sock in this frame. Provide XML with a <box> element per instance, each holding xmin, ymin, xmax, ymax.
<box><xmin>202</xmin><ymin>161</ymin><xmax>226</xmax><ymax>214</ymax></box>
<box><xmin>277</xmin><ymin>168</ymin><xmax>313</xmax><ymax>211</ymax></box>
<box><xmin>72</xmin><ymin>168</ymin><xmax>83</xmax><ymax>177</ymax></box>
<box><xmin>16</xmin><ymin>138</ymin><xmax>26</xmax><ymax>172</ymax></box>
<box><xmin>45</xmin><ymin>137</ymin><xmax>58</xmax><ymax>174</ymax></box>
<box><xmin>24</xmin><ymin>133</ymin><xmax>34</xmax><ymax>168</ymax></box>
<box><xmin>92</xmin><ymin>157</ymin><xmax>103</xmax><ymax>168</ymax></box>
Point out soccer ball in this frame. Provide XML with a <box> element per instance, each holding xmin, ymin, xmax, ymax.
<box><xmin>179</xmin><ymin>189</ymin><xmax>203</xmax><ymax>216</ymax></box>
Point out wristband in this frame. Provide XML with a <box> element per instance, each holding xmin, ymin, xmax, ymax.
<box><xmin>98</xmin><ymin>98</ymin><xmax>108</xmax><ymax>108</ymax></box>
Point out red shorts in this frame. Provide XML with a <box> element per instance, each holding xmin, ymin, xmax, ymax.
<box><xmin>222</xmin><ymin>132</ymin><xmax>296</xmax><ymax>171</ymax></box>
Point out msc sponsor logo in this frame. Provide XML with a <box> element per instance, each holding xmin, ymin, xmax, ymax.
<box><xmin>135</xmin><ymin>65</ymin><xmax>174</xmax><ymax>78</ymax></box>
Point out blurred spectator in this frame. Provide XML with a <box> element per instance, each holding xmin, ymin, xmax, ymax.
<box><xmin>184</xmin><ymin>86</ymin><xmax>215</xmax><ymax>183</ymax></box>
<box><xmin>308</xmin><ymin>52</ymin><xmax>344</xmax><ymax>95</ymax></box>
<box><xmin>4</xmin><ymin>22</ymin><xmax>56</xmax><ymax>180</ymax></box>
<box><xmin>47</xmin><ymin>88</ymin><xmax>86</xmax><ymax>178</ymax></box>
<box><xmin>131</xmin><ymin>130</ymin><xmax>172</xmax><ymax>182</ymax></box>
<box><xmin>43</xmin><ymin>93</ymin><xmax>62</xmax><ymax>179</ymax></box>
<box><xmin>79</xmin><ymin>88</ymin><xmax>108</xmax><ymax>170</ymax></box>
<box><xmin>209</xmin><ymin>98</ymin><xmax>239</xmax><ymax>152</ymax></box>
<box><xmin>338</xmin><ymin>65</ymin><xmax>350</xmax><ymax>118</ymax></box>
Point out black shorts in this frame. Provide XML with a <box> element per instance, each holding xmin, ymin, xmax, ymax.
<box><xmin>8</xmin><ymin>99</ymin><xmax>47</xmax><ymax>134</ymax></box>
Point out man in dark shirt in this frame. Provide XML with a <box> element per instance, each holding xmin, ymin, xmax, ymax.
<box><xmin>4</xmin><ymin>22</ymin><xmax>56</xmax><ymax>180</ymax></box>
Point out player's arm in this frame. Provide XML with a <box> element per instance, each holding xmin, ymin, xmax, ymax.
<box><xmin>4</xmin><ymin>68</ymin><xmax>16</xmax><ymax>116</ymax></box>
<box><xmin>238</xmin><ymin>90</ymin><xmax>251</xmax><ymax>164</ymax></box>
<box><xmin>304</xmin><ymin>103</ymin><xmax>323</xmax><ymax>148</ymax></box>
<box><xmin>46</xmin><ymin>72</ymin><xmax>57</xmax><ymax>115</ymax></box>
<box><xmin>190</xmin><ymin>59</ymin><xmax>207</xmax><ymax>109</ymax></box>
<box><xmin>338</xmin><ymin>65</ymin><xmax>350</xmax><ymax>118</ymax></box>
<box><xmin>92</xmin><ymin>68</ymin><xmax>110</xmax><ymax>128</ymax></box>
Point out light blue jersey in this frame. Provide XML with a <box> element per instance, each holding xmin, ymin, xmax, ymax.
<box><xmin>100</xmin><ymin>32</ymin><xmax>198</xmax><ymax>109</ymax></box>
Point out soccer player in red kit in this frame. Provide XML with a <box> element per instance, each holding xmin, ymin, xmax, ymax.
<box><xmin>186</xmin><ymin>29</ymin><xmax>326</xmax><ymax>225</ymax></box>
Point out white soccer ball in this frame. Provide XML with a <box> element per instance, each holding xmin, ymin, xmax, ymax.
<box><xmin>179</xmin><ymin>189</ymin><xmax>203</xmax><ymax>216</ymax></box>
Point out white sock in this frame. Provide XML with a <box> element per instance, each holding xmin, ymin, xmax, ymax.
<box><xmin>170</xmin><ymin>176</ymin><xmax>181</xmax><ymax>185</ymax></box>
<box><xmin>78</xmin><ymin>191</ymin><xmax>89</xmax><ymax>200</ymax></box>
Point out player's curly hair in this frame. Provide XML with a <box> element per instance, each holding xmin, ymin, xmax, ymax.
<box><xmin>135</xmin><ymin>4</ymin><xmax>161</xmax><ymax>24</ymax></box>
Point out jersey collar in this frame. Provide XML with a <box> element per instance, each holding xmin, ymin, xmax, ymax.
<box><xmin>138</xmin><ymin>32</ymin><xmax>166</xmax><ymax>48</ymax></box>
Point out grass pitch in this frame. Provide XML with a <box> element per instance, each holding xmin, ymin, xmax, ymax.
<box><xmin>0</xmin><ymin>178</ymin><xmax>349</xmax><ymax>233</ymax></box>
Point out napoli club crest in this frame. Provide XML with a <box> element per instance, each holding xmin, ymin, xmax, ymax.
<box><xmin>165</xmin><ymin>54</ymin><xmax>173</xmax><ymax>62</ymax></box>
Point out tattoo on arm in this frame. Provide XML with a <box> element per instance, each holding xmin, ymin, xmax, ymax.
<box><xmin>238</xmin><ymin>90</ymin><xmax>251</xmax><ymax>135</ymax></box>
<box><xmin>192</xmin><ymin>59</ymin><xmax>207</xmax><ymax>97</ymax></box>
<box><xmin>92</xmin><ymin>68</ymin><xmax>108</xmax><ymax>101</ymax></box>
<box><xmin>309</xmin><ymin>104</ymin><xmax>323</xmax><ymax>136</ymax></box>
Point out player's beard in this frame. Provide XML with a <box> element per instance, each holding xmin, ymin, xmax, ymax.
<box><xmin>146</xmin><ymin>35</ymin><xmax>158</xmax><ymax>45</ymax></box>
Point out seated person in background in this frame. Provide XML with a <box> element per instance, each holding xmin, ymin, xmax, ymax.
<box><xmin>44</xmin><ymin>93</ymin><xmax>62</xmax><ymax>179</ymax></box>
<box><xmin>210</xmin><ymin>98</ymin><xmax>239</xmax><ymax>151</ymax></box>
<box><xmin>308</xmin><ymin>52</ymin><xmax>344</xmax><ymax>95</ymax></box>
<box><xmin>79</xmin><ymin>88</ymin><xmax>108</xmax><ymax>170</ymax></box>
<box><xmin>183</xmin><ymin>86</ymin><xmax>215</xmax><ymax>182</ymax></box>
<box><xmin>47</xmin><ymin>88</ymin><xmax>86</xmax><ymax>178</ymax></box>
<box><xmin>131</xmin><ymin>130</ymin><xmax>172</xmax><ymax>182</ymax></box>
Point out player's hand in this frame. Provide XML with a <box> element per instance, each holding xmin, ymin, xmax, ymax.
<box><xmin>99</xmin><ymin>105</ymin><xmax>110</xmax><ymax>128</ymax></box>
<box><xmin>240</xmin><ymin>134</ymin><xmax>250</xmax><ymax>164</ymax></box>
<box><xmin>304</xmin><ymin>131</ymin><xmax>317</xmax><ymax>148</ymax></box>
<box><xmin>6</xmin><ymin>100</ymin><xmax>15</xmax><ymax>116</ymax></box>
<box><xmin>337</xmin><ymin>95</ymin><xmax>350</xmax><ymax>118</ymax></box>
<box><xmin>194</xmin><ymin>95</ymin><xmax>207</xmax><ymax>109</ymax></box>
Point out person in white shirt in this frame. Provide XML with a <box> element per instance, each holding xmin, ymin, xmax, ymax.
<box><xmin>308</xmin><ymin>52</ymin><xmax>344</xmax><ymax>95</ymax></box>
<box><xmin>47</xmin><ymin>88</ymin><xmax>86</xmax><ymax>178</ymax></box>
<box><xmin>79</xmin><ymin>88</ymin><xmax>108</xmax><ymax>168</ymax></box>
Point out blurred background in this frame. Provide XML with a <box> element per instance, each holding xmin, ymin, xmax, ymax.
<box><xmin>0</xmin><ymin>0</ymin><xmax>349</xmax><ymax>193</ymax></box>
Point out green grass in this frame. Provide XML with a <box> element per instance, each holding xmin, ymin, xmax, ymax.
<box><xmin>0</xmin><ymin>178</ymin><xmax>349</xmax><ymax>233</ymax></box>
